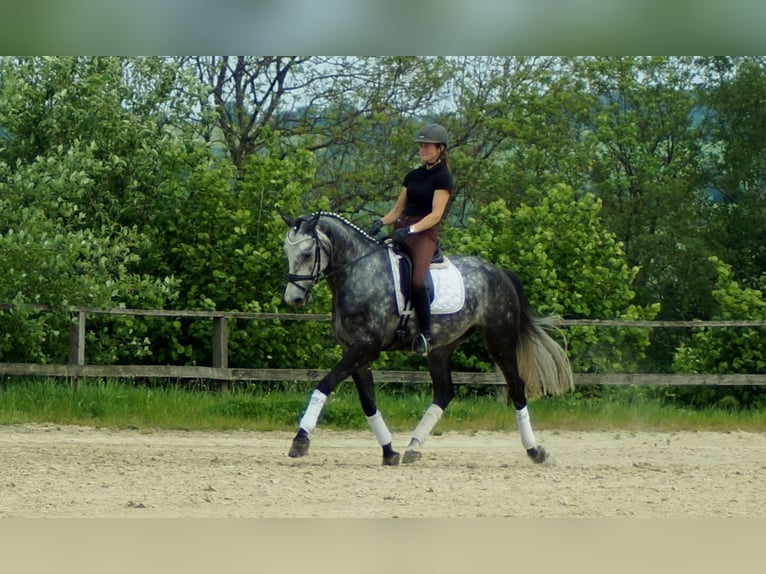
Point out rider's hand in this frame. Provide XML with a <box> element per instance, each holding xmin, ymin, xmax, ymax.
<box><xmin>391</xmin><ymin>227</ymin><xmax>410</xmax><ymax>243</ymax></box>
<box><xmin>368</xmin><ymin>219</ymin><xmax>383</xmax><ymax>236</ymax></box>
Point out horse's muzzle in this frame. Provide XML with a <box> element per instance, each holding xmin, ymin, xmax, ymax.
<box><xmin>284</xmin><ymin>286</ymin><xmax>312</xmax><ymax>306</ymax></box>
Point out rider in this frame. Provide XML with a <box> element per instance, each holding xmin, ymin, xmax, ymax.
<box><xmin>368</xmin><ymin>123</ymin><xmax>454</xmax><ymax>356</ymax></box>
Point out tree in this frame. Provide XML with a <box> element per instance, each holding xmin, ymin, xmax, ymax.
<box><xmin>698</xmin><ymin>58</ymin><xmax>766</xmax><ymax>289</ymax></box>
<box><xmin>445</xmin><ymin>57</ymin><xmax>596</xmax><ymax>225</ymax></box>
<box><xmin>0</xmin><ymin>57</ymin><xmax>183</xmax><ymax>362</ymax></box>
<box><xmin>144</xmin><ymin>137</ymin><xmax>331</xmax><ymax>368</ymax></box>
<box><xmin>179</xmin><ymin>56</ymin><xmax>311</xmax><ymax>172</ymax></box>
<box><xmin>285</xmin><ymin>56</ymin><xmax>455</xmax><ymax>221</ymax></box>
<box><xmin>575</xmin><ymin>58</ymin><xmax>710</xmax><ymax>303</ymax></box>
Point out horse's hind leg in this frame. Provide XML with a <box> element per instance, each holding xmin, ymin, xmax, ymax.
<box><xmin>403</xmin><ymin>345</ymin><xmax>456</xmax><ymax>464</ymax></box>
<box><xmin>352</xmin><ymin>368</ymin><xmax>400</xmax><ymax>466</ymax></box>
<box><xmin>514</xmin><ymin>402</ymin><xmax>547</xmax><ymax>463</ymax></box>
<box><xmin>488</xmin><ymin>338</ymin><xmax>548</xmax><ymax>464</ymax></box>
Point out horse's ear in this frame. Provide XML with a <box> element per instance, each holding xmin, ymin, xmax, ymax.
<box><xmin>305</xmin><ymin>212</ymin><xmax>321</xmax><ymax>233</ymax></box>
<box><xmin>277</xmin><ymin>206</ymin><xmax>294</xmax><ymax>228</ymax></box>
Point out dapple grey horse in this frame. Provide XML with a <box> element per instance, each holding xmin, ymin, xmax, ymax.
<box><xmin>281</xmin><ymin>211</ymin><xmax>573</xmax><ymax>465</ymax></box>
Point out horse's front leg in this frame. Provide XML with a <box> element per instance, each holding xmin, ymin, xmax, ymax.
<box><xmin>403</xmin><ymin>346</ymin><xmax>455</xmax><ymax>464</ymax></box>
<box><xmin>352</xmin><ymin>368</ymin><xmax>400</xmax><ymax>466</ymax></box>
<box><xmin>287</xmin><ymin>345</ymin><xmax>373</xmax><ymax>459</ymax></box>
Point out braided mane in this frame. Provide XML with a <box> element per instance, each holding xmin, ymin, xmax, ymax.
<box><xmin>311</xmin><ymin>211</ymin><xmax>380</xmax><ymax>243</ymax></box>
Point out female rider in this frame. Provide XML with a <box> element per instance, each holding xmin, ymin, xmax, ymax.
<box><xmin>369</xmin><ymin>123</ymin><xmax>454</xmax><ymax>356</ymax></box>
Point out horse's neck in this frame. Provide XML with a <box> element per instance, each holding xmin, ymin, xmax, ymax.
<box><xmin>320</xmin><ymin>221</ymin><xmax>383</xmax><ymax>291</ymax></box>
<box><xmin>321</xmin><ymin>220</ymin><xmax>368</xmax><ymax>269</ymax></box>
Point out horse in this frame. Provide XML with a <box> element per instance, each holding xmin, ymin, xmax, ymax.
<box><xmin>280</xmin><ymin>210</ymin><xmax>573</xmax><ymax>465</ymax></box>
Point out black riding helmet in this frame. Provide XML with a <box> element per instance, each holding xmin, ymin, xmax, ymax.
<box><xmin>414</xmin><ymin>123</ymin><xmax>449</xmax><ymax>149</ymax></box>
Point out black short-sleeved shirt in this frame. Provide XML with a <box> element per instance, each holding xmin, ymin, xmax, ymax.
<box><xmin>402</xmin><ymin>161</ymin><xmax>454</xmax><ymax>217</ymax></box>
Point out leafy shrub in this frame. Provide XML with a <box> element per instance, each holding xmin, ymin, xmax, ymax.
<box><xmin>444</xmin><ymin>184</ymin><xmax>659</xmax><ymax>373</ymax></box>
<box><xmin>671</xmin><ymin>256</ymin><xmax>766</xmax><ymax>408</ymax></box>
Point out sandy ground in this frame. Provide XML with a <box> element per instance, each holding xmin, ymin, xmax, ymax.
<box><xmin>1</xmin><ymin>424</ymin><xmax>765</xmax><ymax>518</ymax></box>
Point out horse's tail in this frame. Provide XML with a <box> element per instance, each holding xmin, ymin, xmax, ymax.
<box><xmin>504</xmin><ymin>269</ymin><xmax>574</xmax><ymax>399</ymax></box>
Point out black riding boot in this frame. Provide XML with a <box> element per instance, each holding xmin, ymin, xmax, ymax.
<box><xmin>411</xmin><ymin>287</ymin><xmax>431</xmax><ymax>356</ymax></box>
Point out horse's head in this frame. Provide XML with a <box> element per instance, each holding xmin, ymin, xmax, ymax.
<box><xmin>281</xmin><ymin>211</ymin><xmax>330</xmax><ymax>306</ymax></box>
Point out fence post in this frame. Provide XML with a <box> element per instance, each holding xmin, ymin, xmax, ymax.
<box><xmin>212</xmin><ymin>315</ymin><xmax>229</xmax><ymax>391</ymax></box>
<box><xmin>68</xmin><ymin>309</ymin><xmax>86</xmax><ymax>388</ymax></box>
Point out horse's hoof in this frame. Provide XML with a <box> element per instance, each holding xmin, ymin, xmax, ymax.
<box><xmin>382</xmin><ymin>451</ymin><xmax>401</xmax><ymax>466</ymax></box>
<box><xmin>288</xmin><ymin>435</ymin><xmax>310</xmax><ymax>458</ymax></box>
<box><xmin>527</xmin><ymin>445</ymin><xmax>547</xmax><ymax>464</ymax></box>
<box><xmin>402</xmin><ymin>450</ymin><xmax>422</xmax><ymax>464</ymax></box>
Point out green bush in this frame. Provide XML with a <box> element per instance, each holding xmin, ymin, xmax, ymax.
<box><xmin>671</xmin><ymin>256</ymin><xmax>766</xmax><ymax>409</ymax></box>
<box><xmin>444</xmin><ymin>184</ymin><xmax>659</xmax><ymax>373</ymax></box>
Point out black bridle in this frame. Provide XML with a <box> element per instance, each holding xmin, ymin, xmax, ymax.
<box><xmin>285</xmin><ymin>226</ymin><xmax>327</xmax><ymax>296</ymax></box>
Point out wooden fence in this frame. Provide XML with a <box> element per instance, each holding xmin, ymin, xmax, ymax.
<box><xmin>1</xmin><ymin>304</ymin><xmax>766</xmax><ymax>389</ymax></box>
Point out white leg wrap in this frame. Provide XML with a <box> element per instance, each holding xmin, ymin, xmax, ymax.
<box><xmin>299</xmin><ymin>389</ymin><xmax>327</xmax><ymax>434</ymax></box>
<box><xmin>515</xmin><ymin>405</ymin><xmax>537</xmax><ymax>450</ymax></box>
<box><xmin>366</xmin><ymin>410</ymin><xmax>393</xmax><ymax>447</ymax></box>
<box><xmin>410</xmin><ymin>404</ymin><xmax>443</xmax><ymax>447</ymax></box>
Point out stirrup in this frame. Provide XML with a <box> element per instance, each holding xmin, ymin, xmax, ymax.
<box><xmin>412</xmin><ymin>333</ymin><xmax>430</xmax><ymax>356</ymax></box>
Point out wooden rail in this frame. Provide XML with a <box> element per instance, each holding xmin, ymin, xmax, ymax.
<box><xmin>1</xmin><ymin>305</ymin><xmax>765</xmax><ymax>388</ymax></box>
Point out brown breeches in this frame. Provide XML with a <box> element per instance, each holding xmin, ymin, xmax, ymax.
<box><xmin>394</xmin><ymin>215</ymin><xmax>438</xmax><ymax>292</ymax></box>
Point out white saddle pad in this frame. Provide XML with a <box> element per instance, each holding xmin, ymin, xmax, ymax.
<box><xmin>387</xmin><ymin>248</ymin><xmax>466</xmax><ymax>316</ymax></box>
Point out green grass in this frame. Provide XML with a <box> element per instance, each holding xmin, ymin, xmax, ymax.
<box><xmin>1</xmin><ymin>377</ymin><xmax>765</xmax><ymax>433</ymax></box>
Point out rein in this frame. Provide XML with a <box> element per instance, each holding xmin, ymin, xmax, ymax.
<box><xmin>324</xmin><ymin>241</ymin><xmax>387</xmax><ymax>280</ymax></box>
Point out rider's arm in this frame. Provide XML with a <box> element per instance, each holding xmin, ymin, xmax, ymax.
<box><xmin>381</xmin><ymin>187</ymin><xmax>408</xmax><ymax>226</ymax></box>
